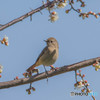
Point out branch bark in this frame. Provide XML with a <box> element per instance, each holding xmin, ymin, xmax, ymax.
<box><xmin>0</xmin><ymin>0</ymin><xmax>59</xmax><ymax>31</ymax></box>
<box><xmin>0</xmin><ymin>57</ymin><xmax>100</xmax><ymax>89</ymax></box>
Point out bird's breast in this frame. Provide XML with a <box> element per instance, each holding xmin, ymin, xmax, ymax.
<box><xmin>42</xmin><ymin>47</ymin><xmax>58</xmax><ymax>66</ymax></box>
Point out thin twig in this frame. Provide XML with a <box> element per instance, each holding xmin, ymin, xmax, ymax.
<box><xmin>78</xmin><ymin>69</ymin><xmax>96</xmax><ymax>100</ymax></box>
<box><xmin>75</xmin><ymin>70</ymin><xmax>77</xmax><ymax>82</ymax></box>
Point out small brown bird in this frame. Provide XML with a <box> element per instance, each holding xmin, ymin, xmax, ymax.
<box><xmin>26</xmin><ymin>37</ymin><xmax>59</xmax><ymax>73</ymax></box>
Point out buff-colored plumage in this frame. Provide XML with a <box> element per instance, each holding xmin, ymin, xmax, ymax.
<box><xmin>26</xmin><ymin>37</ymin><xmax>59</xmax><ymax>72</ymax></box>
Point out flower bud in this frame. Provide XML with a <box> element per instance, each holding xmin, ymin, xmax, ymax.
<box><xmin>5</xmin><ymin>42</ymin><xmax>9</xmax><ymax>46</ymax></box>
<box><xmin>0</xmin><ymin>69</ymin><xmax>2</xmax><ymax>73</ymax></box>
<box><xmin>65</xmin><ymin>10</ymin><xmax>69</xmax><ymax>13</ymax></box>
<box><xmin>1</xmin><ymin>40</ymin><xmax>4</xmax><ymax>44</ymax></box>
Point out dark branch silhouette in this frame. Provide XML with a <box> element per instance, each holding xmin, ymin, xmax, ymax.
<box><xmin>0</xmin><ymin>57</ymin><xmax>100</xmax><ymax>89</ymax></box>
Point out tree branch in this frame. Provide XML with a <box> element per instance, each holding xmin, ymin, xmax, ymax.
<box><xmin>0</xmin><ymin>0</ymin><xmax>59</xmax><ymax>31</ymax></box>
<box><xmin>0</xmin><ymin>57</ymin><xmax>100</xmax><ymax>89</ymax></box>
<box><xmin>0</xmin><ymin>0</ymin><xmax>99</xmax><ymax>31</ymax></box>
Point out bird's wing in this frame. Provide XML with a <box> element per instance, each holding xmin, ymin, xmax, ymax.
<box><xmin>35</xmin><ymin>46</ymin><xmax>48</xmax><ymax>65</ymax></box>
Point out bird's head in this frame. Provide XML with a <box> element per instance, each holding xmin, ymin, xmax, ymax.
<box><xmin>44</xmin><ymin>37</ymin><xmax>59</xmax><ymax>48</ymax></box>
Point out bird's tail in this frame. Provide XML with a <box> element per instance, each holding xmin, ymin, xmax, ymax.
<box><xmin>26</xmin><ymin>64</ymin><xmax>36</xmax><ymax>72</ymax></box>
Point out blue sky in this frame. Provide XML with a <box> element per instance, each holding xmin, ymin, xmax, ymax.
<box><xmin>0</xmin><ymin>0</ymin><xmax>100</xmax><ymax>100</ymax></box>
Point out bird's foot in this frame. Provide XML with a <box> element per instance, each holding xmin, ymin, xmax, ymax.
<box><xmin>50</xmin><ymin>65</ymin><xmax>56</xmax><ymax>71</ymax></box>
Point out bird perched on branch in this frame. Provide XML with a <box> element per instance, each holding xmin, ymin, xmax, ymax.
<box><xmin>26</xmin><ymin>37</ymin><xmax>59</xmax><ymax>75</ymax></box>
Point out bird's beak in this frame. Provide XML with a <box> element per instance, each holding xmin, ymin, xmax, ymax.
<box><xmin>44</xmin><ymin>40</ymin><xmax>47</xmax><ymax>42</ymax></box>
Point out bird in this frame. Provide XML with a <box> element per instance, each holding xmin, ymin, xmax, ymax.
<box><xmin>26</xmin><ymin>37</ymin><xmax>59</xmax><ymax>74</ymax></box>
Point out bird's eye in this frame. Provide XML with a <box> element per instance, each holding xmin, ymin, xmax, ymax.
<box><xmin>51</xmin><ymin>41</ymin><xmax>53</xmax><ymax>43</ymax></box>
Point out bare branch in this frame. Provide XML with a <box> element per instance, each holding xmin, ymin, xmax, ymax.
<box><xmin>0</xmin><ymin>0</ymin><xmax>100</xmax><ymax>31</ymax></box>
<box><xmin>0</xmin><ymin>0</ymin><xmax>59</xmax><ymax>31</ymax></box>
<box><xmin>0</xmin><ymin>57</ymin><xmax>100</xmax><ymax>89</ymax></box>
